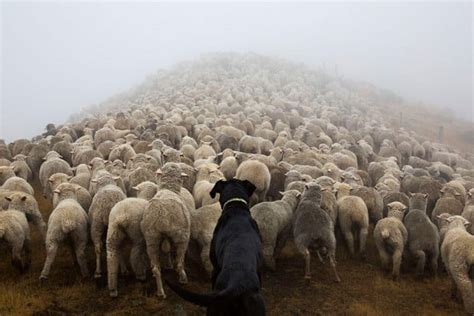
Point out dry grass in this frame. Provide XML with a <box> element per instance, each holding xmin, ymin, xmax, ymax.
<box><xmin>383</xmin><ymin>101</ymin><xmax>474</xmax><ymax>154</ymax></box>
<box><xmin>0</xmin><ymin>182</ymin><xmax>469</xmax><ymax>315</ymax></box>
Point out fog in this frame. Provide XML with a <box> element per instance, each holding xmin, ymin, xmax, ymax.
<box><xmin>1</xmin><ymin>1</ymin><xmax>472</xmax><ymax>142</ymax></box>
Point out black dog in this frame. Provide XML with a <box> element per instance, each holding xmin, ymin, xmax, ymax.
<box><xmin>165</xmin><ymin>179</ymin><xmax>266</xmax><ymax>316</ymax></box>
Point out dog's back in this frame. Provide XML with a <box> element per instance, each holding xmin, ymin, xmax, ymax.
<box><xmin>165</xmin><ymin>179</ymin><xmax>266</xmax><ymax>316</ymax></box>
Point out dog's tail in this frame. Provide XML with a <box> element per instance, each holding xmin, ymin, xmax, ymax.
<box><xmin>164</xmin><ymin>278</ymin><xmax>219</xmax><ymax>307</ymax></box>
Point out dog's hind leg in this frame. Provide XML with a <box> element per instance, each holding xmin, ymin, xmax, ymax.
<box><xmin>175</xmin><ymin>241</ymin><xmax>188</xmax><ymax>284</ymax></box>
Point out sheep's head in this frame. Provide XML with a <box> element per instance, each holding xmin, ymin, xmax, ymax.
<box><xmin>439</xmin><ymin>215</ymin><xmax>471</xmax><ymax>231</ymax></box>
<box><xmin>387</xmin><ymin>202</ymin><xmax>408</xmax><ymax>220</ymax></box>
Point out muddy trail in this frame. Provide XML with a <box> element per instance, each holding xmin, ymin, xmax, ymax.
<box><xmin>0</xmin><ymin>182</ymin><xmax>467</xmax><ymax>315</ymax></box>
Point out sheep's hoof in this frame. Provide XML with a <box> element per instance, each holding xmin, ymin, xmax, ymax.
<box><xmin>94</xmin><ymin>272</ymin><xmax>102</xmax><ymax>279</ymax></box>
<box><xmin>304</xmin><ymin>274</ymin><xmax>311</xmax><ymax>280</ymax></box>
<box><xmin>136</xmin><ymin>274</ymin><xmax>146</xmax><ymax>282</ymax></box>
<box><xmin>157</xmin><ymin>292</ymin><xmax>167</xmax><ymax>299</ymax></box>
<box><xmin>392</xmin><ymin>274</ymin><xmax>399</xmax><ymax>282</ymax></box>
<box><xmin>39</xmin><ymin>276</ymin><xmax>48</xmax><ymax>284</ymax></box>
<box><xmin>109</xmin><ymin>290</ymin><xmax>118</xmax><ymax>298</ymax></box>
<box><xmin>334</xmin><ymin>277</ymin><xmax>341</xmax><ymax>283</ymax></box>
<box><xmin>178</xmin><ymin>275</ymin><xmax>188</xmax><ymax>284</ymax></box>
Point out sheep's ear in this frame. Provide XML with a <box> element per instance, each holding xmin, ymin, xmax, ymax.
<box><xmin>387</xmin><ymin>204</ymin><xmax>392</xmax><ymax>210</ymax></box>
<box><xmin>91</xmin><ymin>179</ymin><xmax>98</xmax><ymax>183</ymax></box>
<box><xmin>278</xmin><ymin>191</ymin><xmax>285</xmax><ymax>197</ymax></box>
<box><xmin>439</xmin><ymin>189</ymin><xmax>444</xmax><ymax>193</ymax></box>
<box><xmin>21</xmin><ymin>195</ymin><xmax>27</xmax><ymax>201</ymax></box>
<box><xmin>296</xmin><ymin>192</ymin><xmax>301</xmax><ymax>198</ymax></box>
<box><xmin>468</xmin><ymin>192</ymin><xmax>472</xmax><ymax>197</ymax></box>
<box><xmin>53</xmin><ymin>189</ymin><xmax>60</xmax><ymax>194</ymax></box>
<box><xmin>304</xmin><ymin>184</ymin><xmax>310</xmax><ymax>190</ymax></box>
<box><xmin>209</xmin><ymin>180</ymin><xmax>225</xmax><ymax>198</ymax></box>
<box><xmin>113</xmin><ymin>176</ymin><xmax>120</xmax><ymax>180</ymax></box>
<box><xmin>181</xmin><ymin>173</ymin><xmax>188</xmax><ymax>178</ymax></box>
<box><xmin>156</xmin><ymin>169</ymin><xmax>163</xmax><ymax>175</ymax></box>
<box><xmin>241</xmin><ymin>179</ymin><xmax>256</xmax><ymax>197</ymax></box>
<box><xmin>132</xmin><ymin>186</ymin><xmax>139</xmax><ymax>191</ymax></box>
<box><xmin>409</xmin><ymin>192</ymin><xmax>415</xmax><ymax>197</ymax></box>
<box><xmin>327</xmin><ymin>168</ymin><xmax>332</xmax><ymax>173</ymax></box>
<box><xmin>4</xmin><ymin>196</ymin><xmax>12</xmax><ymax>202</ymax></box>
<box><xmin>67</xmin><ymin>175</ymin><xmax>73</xmax><ymax>180</ymax></box>
<box><xmin>48</xmin><ymin>178</ymin><xmax>54</xmax><ymax>183</ymax></box>
<box><xmin>464</xmin><ymin>221</ymin><xmax>471</xmax><ymax>228</ymax></box>
<box><xmin>454</xmin><ymin>192</ymin><xmax>461</xmax><ymax>196</ymax></box>
<box><xmin>423</xmin><ymin>193</ymin><xmax>428</xmax><ymax>199</ymax></box>
<box><xmin>321</xmin><ymin>188</ymin><xmax>327</xmax><ymax>192</ymax></box>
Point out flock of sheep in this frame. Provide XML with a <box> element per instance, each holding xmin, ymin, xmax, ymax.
<box><xmin>0</xmin><ymin>53</ymin><xmax>473</xmax><ymax>314</ymax></box>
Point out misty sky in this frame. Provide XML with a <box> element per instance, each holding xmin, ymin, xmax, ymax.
<box><xmin>1</xmin><ymin>1</ymin><xmax>472</xmax><ymax>142</ymax></box>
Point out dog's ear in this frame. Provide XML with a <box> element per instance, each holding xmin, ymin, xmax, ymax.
<box><xmin>241</xmin><ymin>180</ymin><xmax>256</xmax><ymax>198</ymax></box>
<box><xmin>210</xmin><ymin>180</ymin><xmax>225</xmax><ymax>199</ymax></box>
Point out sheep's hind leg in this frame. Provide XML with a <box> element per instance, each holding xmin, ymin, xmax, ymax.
<box><xmin>175</xmin><ymin>241</ymin><xmax>188</xmax><ymax>284</ymax></box>
<box><xmin>40</xmin><ymin>242</ymin><xmax>58</xmax><ymax>281</ymax></box>
<box><xmin>303</xmin><ymin>248</ymin><xmax>311</xmax><ymax>280</ymax></box>
<box><xmin>412</xmin><ymin>249</ymin><xmax>426</xmax><ymax>277</ymax></box>
<box><xmin>329</xmin><ymin>253</ymin><xmax>341</xmax><ymax>283</ymax></box>
<box><xmin>146</xmin><ymin>237</ymin><xmax>165</xmax><ymax>298</ymax></box>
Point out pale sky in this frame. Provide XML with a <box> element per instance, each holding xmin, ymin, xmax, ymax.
<box><xmin>1</xmin><ymin>1</ymin><xmax>472</xmax><ymax>142</ymax></box>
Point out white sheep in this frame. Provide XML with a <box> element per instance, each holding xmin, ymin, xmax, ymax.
<box><xmin>334</xmin><ymin>182</ymin><xmax>369</xmax><ymax>257</ymax></box>
<box><xmin>141</xmin><ymin>162</ymin><xmax>191</xmax><ymax>298</ymax></box>
<box><xmin>89</xmin><ymin>174</ymin><xmax>127</xmax><ymax>279</ymax></box>
<box><xmin>439</xmin><ymin>215</ymin><xmax>474</xmax><ymax>314</ymax></box>
<box><xmin>250</xmin><ymin>190</ymin><xmax>301</xmax><ymax>270</ymax></box>
<box><xmin>236</xmin><ymin>159</ymin><xmax>271</xmax><ymax>206</ymax></box>
<box><xmin>373</xmin><ymin>202</ymin><xmax>408</xmax><ymax>280</ymax></box>
<box><xmin>106</xmin><ymin>198</ymin><xmax>149</xmax><ymax>297</ymax></box>
<box><xmin>40</xmin><ymin>183</ymin><xmax>89</xmax><ymax>280</ymax></box>
<box><xmin>0</xmin><ymin>209</ymin><xmax>31</xmax><ymax>272</ymax></box>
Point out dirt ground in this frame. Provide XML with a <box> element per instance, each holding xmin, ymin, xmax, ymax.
<box><xmin>0</xmin><ymin>182</ymin><xmax>469</xmax><ymax>316</ymax></box>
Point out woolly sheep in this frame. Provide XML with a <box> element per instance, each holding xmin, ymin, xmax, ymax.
<box><xmin>251</xmin><ymin>190</ymin><xmax>301</xmax><ymax>270</ymax></box>
<box><xmin>189</xmin><ymin>202</ymin><xmax>222</xmax><ymax>274</ymax></box>
<box><xmin>373</xmin><ymin>202</ymin><xmax>408</xmax><ymax>280</ymax></box>
<box><xmin>40</xmin><ymin>183</ymin><xmax>89</xmax><ymax>280</ymax></box>
<box><xmin>141</xmin><ymin>163</ymin><xmax>191</xmax><ymax>298</ymax></box>
<box><xmin>0</xmin><ymin>166</ymin><xmax>16</xmax><ymax>185</ymax></box>
<box><xmin>1</xmin><ymin>176</ymin><xmax>34</xmax><ymax>195</ymax></box>
<box><xmin>404</xmin><ymin>193</ymin><xmax>440</xmax><ymax>276</ymax></box>
<box><xmin>461</xmin><ymin>189</ymin><xmax>474</xmax><ymax>234</ymax></box>
<box><xmin>334</xmin><ymin>182</ymin><xmax>369</xmax><ymax>256</ymax></box>
<box><xmin>0</xmin><ymin>210</ymin><xmax>31</xmax><ymax>272</ymax></box>
<box><xmin>89</xmin><ymin>175</ymin><xmax>127</xmax><ymax>279</ymax></box>
<box><xmin>4</xmin><ymin>192</ymin><xmax>46</xmax><ymax>240</ymax></box>
<box><xmin>439</xmin><ymin>215</ymin><xmax>474</xmax><ymax>314</ymax></box>
<box><xmin>293</xmin><ymin>183</ymin><xmax>341</xmax><ymax>282</ymax></box>
<box><xmin>236</xmin><ymin>159</ymin><xmax>271</xmax><ymax>206</ymax></box>
<box><xmin>107</xmin><ymin>198</ymin><xmax>149</xmax><ymax>297</ymax></box>
<box><xmin>351</xmin><ymin>186</ymin><xmax>383</xmax><ymax>224</ymax></box>
<box><xmin>39</xmin><ymin>152</ymin><xmax>73</xmax><ymax>198</ymax></box>
<box><xmin>11</xmin><ymin>155</ymin><xmax>33</xmax><ymax>181</ymax></box>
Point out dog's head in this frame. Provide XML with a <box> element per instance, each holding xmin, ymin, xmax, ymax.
<box><xmin>209</xmin><ymin>179</ymin><xmax>256</xmax><ymax>208</ymax></box>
